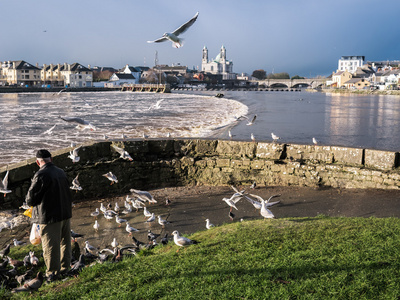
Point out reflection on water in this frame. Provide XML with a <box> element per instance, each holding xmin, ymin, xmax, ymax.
<box><xmin>180</xmin><ymin>90</ymin><xmax>400</xmax><ymax>152</ymax></box>
<box><xmin>326</xmin><ymin>93</ymin><xmax>400</xmax><ymax>150</ymax></box>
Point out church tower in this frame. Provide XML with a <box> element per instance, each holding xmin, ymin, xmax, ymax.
<box><xmin>220</xmin><ymin>45</ymin><xmax>226</xmax><ymax>73</ymax></box>
<box><xmin>220</xmin><ymin>45</ymin><xmax>226</xmax><ymax>63</ymax></box>
<box><xmin>202</xmin><ymin>46</ymin><xmax>208</xmax><ymax>64</ymax></box>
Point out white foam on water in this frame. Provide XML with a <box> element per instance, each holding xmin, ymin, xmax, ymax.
<box><xmin>0</xmin><ymin>92</ymin><xmax>247</xmax><ymax>167</ymax></box>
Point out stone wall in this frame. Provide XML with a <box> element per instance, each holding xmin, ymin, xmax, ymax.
<box><xmin>1</xmin><ymin>139</ymin><xmax>399</xmax><ymax>209</ymax></box>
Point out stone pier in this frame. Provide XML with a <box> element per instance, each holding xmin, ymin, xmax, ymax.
<box><xmin>1</xmin><ymin>139</ymin><xmax>399</xmax><ymax>209</ymax></box>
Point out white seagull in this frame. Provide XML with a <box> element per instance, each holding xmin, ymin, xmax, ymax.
<box><xmin>146</xmin><ymin>213</ymin><xmax>156</xmax><ymax>223</ymax></box>
<box><xmin>68</xmin><ymin>145</ymin><xmax>81</xmax><ymax>163</ymax></box>
<box><xmin>93</xmin><ymin>220</ymin><xmax>100</xmax><ymax>232</ymax></box>
<box><xmin>147</xmin><ymin>12</ymin><xmax>199</xmax><ymax>48</ymax></box>
<box><xmin>130</xmin><ymin>188</ymin><xmax>157</xmax><ymax>204</ymax></box>
<box><xmin>125</xmin><ymin>222</ymin><xmax>139</xmax><ymax>236</ymax></box>
<box><xmin>157</xmin><ymin>215</ymin><xmax>169</xmax><ymax>227</ymax></box>
<box><xmin>85</xmin><ymin>241</ymin><xmax>98</xmax><ymax>254</ymax></box>
<box><xmin>271</xmin><ymin>133</ymin><xmax>280</xmax><ymax>142</ymax></box>
<box><xmin>59</xmin><ymin>116</ymin><xmax>96</xmax><ymax>131</ymax></box>
<box><xmin>261</xmin><ymin>202</ymin><xmax>275</xmax><ymax>219</ymax></box>
<box><xmin>143</xmin><ymin>207</ymin><xmax>152</xmax><ymax>219</ymax></box>
<box><xmin>13</xmin><ymin>238</ymin><xmax>25</xmax><ymax>247</ymax></box>
<box><xmin>111</xmin><ymin>144</ymin><xmax>133</xmax><ymax>161</ymax></box>
<box><xmin>70</xmin><ymin>174</ymin><xmax>82</xmax><ymax>191</ymax></box>
<box><xmin>103</xmin><ymin>172</ymin><xmax>118</xmax><ymax>185</ymax></box>
<box><xmin>90</xmin><ymin>208</ymin><xmax>100</xmax><ymax>219</ymax></box>
<box><xmin>222</xmin><ymin>193</ymin><xmax>242</xmax><ymax>211</ymax></box>
<box><xmin>245</xmin><ymin>115</ymin><xmax>257</xmax><ymax>126</ymax></box>
<box><xmin>312</xmin><ymin>137</ymin><xmax>318</xmax><ymax>145</ymax></box>
<box><xmin>43</xmin><ymin>124</ymin><xmax>57</xmax><ymax>135</ymax></box>
<box><xmin>99</xmin><ymin>203</ymin><xmax>107</xmax><ymax>213</ymax></box>
<box><xmin>0</xmin><ymin>171</ymin><xmax>12</xmax><ymax>197</ymax></box>
<box><xmin>256</xmin><ymin>194</ymin><xmax>281</xmax><ymax>219</ymax></box>
<box><xmin>115</xmin><ymin>215</ymin><xmax>127</xmax><ymax>227</ymax></box>
<box><xmin>251</xmin><ymin>133</ymin><xmax>256</xmax><ymax>142</ymax></box>
<box><xmin>205</xmin><ymin>219</ymin><xmax>215</xmax><ymax>230</ymax></box>
<box><xmin>148</xmin><ymin>99</ymin><xmax>165</xmax><ymax>110</ymax></box>
<box><xmin>111</xmin><ymin>238</ymin><xmax>119</xmax><ymax>248</ymax></box>
<box><xmin>172</xmin><ymin>230</ymin><xmax>199</xmax><ymax>248</ymax></box>
<box><xmin>250</xmin><ymin>194</ymin><xmax>281</xmax><ymax>208</ymax></box>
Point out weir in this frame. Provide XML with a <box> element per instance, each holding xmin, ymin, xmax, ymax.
<box><xmin>1</xmin><ymin>139</ymin><xmax>399</xmax><ymax>210</ymax></box>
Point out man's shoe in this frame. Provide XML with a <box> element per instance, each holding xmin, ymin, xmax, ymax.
<box><xmin>46</xmin><ymin>273</ymin><xmax>59</xmax><ymax>283</ymax></box>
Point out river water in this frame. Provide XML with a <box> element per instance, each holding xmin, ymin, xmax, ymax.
<box><xmin>1</xmin><ymin>90</ymin><xmax>400</xmax><ymax>168</ymax></box>
<box><xmin>182</xmin><ymin>90</ymin><xmax>400</xmax><ymax>151</ymax></box>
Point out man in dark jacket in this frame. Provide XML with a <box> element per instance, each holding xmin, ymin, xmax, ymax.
<box><xmin>26</xmin><ymin>149</ymin><xmax>72</xmax><ymax>281</ymax></box>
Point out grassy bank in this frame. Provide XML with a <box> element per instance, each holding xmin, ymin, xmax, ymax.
<box><xmin>4</xmin><ymin>216</ymin><xmax>400</xmax><ymax>299</ymax></box>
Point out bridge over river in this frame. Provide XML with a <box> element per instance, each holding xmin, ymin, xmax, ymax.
<box><xmin>255</xmin><ymin>78</ymin><xmax>326</xmax><ymax>89</ymax></box>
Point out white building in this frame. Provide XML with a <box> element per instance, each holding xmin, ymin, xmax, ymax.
<box><xmin>119</xmin><ymin>64</ymin><xmax>141</xmax><ymax>84</ymax></box>
<box><xmin>108</xmin><ymin>73</ymin><xmax>137</xmax><ymax>86</ymax></box>
<box><xmin>201</xmin><ymin>45</ymin><xmax>235</xmax><ymax>80</ymax></box>
<box><xmin>338</xmin><ymin>56</ymin><xmax>365</xmax><ymax>73</ymax></box>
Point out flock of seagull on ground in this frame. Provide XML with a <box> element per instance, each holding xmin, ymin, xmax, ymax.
<box><xmin>0</xmin><ymin>153</ymin><xmax>282</xmax><ymax>292</ymax></box>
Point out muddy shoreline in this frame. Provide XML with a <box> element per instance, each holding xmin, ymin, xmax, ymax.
<box><xmin>1</xmin><ymin>185</ymin><xmax>400</xmax><ymax>251</ymax></box>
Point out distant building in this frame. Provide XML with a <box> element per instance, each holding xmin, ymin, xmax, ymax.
<box><xmin>154</xmin><ymin>64</ymin><xmax>188</xmax><ymax>76</ymax></box>
<box><xmin>42</xmin><ymin>64</ymin><xmax>64</xmax><ymax>86</ymax></box>
<box><xmin>108</xmin><ymin>73</ymin><xmax>137</xmax><ymax>86</ymax></box>
<box><xmin>343</xmin><ymin>78</ymin><xmax>370</xmax><ymax>90</ymax></box>
<box><xmin>118</xmin><ymin>64</ymin><xmax>141</xmax><ymax>84</ymax></box>
<box><xmin>332</xmin><ymin>70</ymin><xmax>352</xmax><ymax>88</ymax></box>
<box><xmin>201</xmin><ymin>45</ymin><xmax>235</xmax><ymax>80</ymax></box>
<box><xmin>60</xmin><ymin>63</ymin><xmax>93</xmax><ymax>87</ymax></box>
<box><xmin>1</xmin><ymin>60</ymin><xmax>41</xmax><ymax>86</ymax></box>
<box><xmin>338</xmin><ymin>56</ymin><xmax>365</xmax><ymax>73</ymax></box>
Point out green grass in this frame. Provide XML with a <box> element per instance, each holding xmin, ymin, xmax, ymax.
<box><xmin>4</xmin><ymin>216</ymin><xmax>400</xmax><ymax>299</ymax></box>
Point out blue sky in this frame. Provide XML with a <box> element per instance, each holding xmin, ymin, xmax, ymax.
<box><xmin>1</xmin><ymin>0</ymin><xmax>400</xmax><ymax>77</ymax></box>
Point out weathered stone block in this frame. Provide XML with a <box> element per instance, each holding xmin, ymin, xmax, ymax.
<box><xmin>286</xmin><ymin>144</ymin><xmax>333</xmax><ymax>163</ymax></box>
<box><xmin>216</xmin><ymin>159</ymin><xmax>230</xmax><ymax>167</ymax></box>
<box><xmin>231</xmin><ymin>160</ymin><xmax>244</xmax><ymax>168</ymax></box>
<box><xmin>180</xmin><ymin>157</ymin><xmax>194</xmax><ymax>167</ymax></box>
<box><xmin>250</xmin><ymin>160</ymin><xmax>265</xmax><ymax>169</ymax></box>
<box><xmin>195</xmin><ymin>160</ymin><xmax>207</xmax><ymax>168</ymax></box>
<box><xmin>216</xmin><ymin>140</ymin><xmax>256</xmax><ymax>158</ymax></box>
<box><xmin>332</xmin><ymin>146</ymin><xmax>363</xmax><ymax>165</ymax></box>
<box><xmin>256</xmin><ymin>142</ymin><xmax>285</xmax><ymax>160</ymax></box>
<box><xmin>364</xmin><ymin>149</ymin><xmax>398</xmax><ymax>170</ymax></box>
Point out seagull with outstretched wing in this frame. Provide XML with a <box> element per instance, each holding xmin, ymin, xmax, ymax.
<box><xmin>147</xmin><ymin>12</ymin><xmax>199</xmax><ymax>48</ymax></box>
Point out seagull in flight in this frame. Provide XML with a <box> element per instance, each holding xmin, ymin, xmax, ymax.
<box><xmin>43</xmin><ymin>124</ymin><xmax>57</xmax><ymax>135</ymax></box>
<box><xmin>147</xmin><ymin>12</ymin><xmax>199</xmax><ymax>48</ymax></box>
<box><xmin>70</xmin><ymin>174</ymin><xmax>82</xmax><ymax>191</ymax></box>
<box><xmin>222</xmin><ymin>192</ymin><xmax>242</xmax><ymax>212</ymax></box>
<box><xmin>0</xmin><ymin>171</ymin><xmax>12</xmax><ymax>197</ymax></box>
<box><xmin>245</xmin><ymin>115</ymin><xmax>257</xmax><ymax>126</ymax></box>
<box><xmin>148</xmin><ymin>99</ymin><xmax>165</xmax><ymax>110</ymax></box>
<box><xmin>103</xmin><ymin>171</ymin><xmax>118</xmax><ymax>184</ymax></box>
<box><xmin>68</xmin><ymin>145</ymin><xmax>81</xmax><ymax>163</ymax></box>
<box><xmin>59</xmin><ymin>116</ymin><xmax>96</xmax><ymax>131</ymax></box>
<box><xmin>111</xmin><ymin>144</ymin><xmax>133</xmax><ymax>161</ymax></box>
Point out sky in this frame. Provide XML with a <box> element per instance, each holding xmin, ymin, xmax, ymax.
<box><xmin>1</xmin><ymin>0</ymin><xmax>400</xmax><ymax>78</ymax></box>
